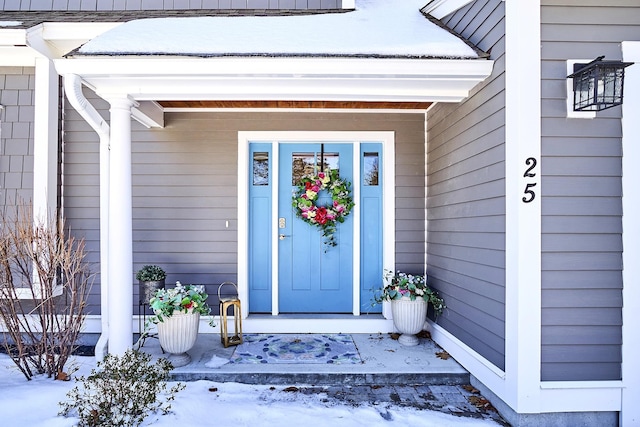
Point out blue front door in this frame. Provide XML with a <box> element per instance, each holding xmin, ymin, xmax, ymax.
<box><xmin>278</xmin><ymin>143</ymin><xmax>353</xmax><ymax>312</ymax></box>
<box><xmin>247</xmin><ymin>139</ymin><xmax>383</xmax><ymax>314</ymax></box>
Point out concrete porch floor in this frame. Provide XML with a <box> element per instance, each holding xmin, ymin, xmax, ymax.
<box><xmin>138</xmin><ymin>332</ymin><xmax>469</xmax><ymax>385</ymax></box>
<box><xmin>137</xmin><ymin>332</ymin><xmax>510</xmax><ymax>425</ymax></box>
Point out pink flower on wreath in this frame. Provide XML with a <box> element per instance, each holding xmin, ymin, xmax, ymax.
<box><xmin>318</xmin><ymin>172</ymin><xmax>330</xmax><ymax>185</ymax></box>
<box><xmin>316</xmin><ymin>207</ymin><xmax>328</xmax><ymax>225</ymax></box>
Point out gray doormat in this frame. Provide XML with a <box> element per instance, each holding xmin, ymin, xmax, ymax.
<box><xmin>230</xmin><ymin>334</ymin><xmax>362</xmax><ymax>364</ymax></box>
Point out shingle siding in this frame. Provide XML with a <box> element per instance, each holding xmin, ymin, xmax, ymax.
<box><xmin>0</xmin><ymin>67</ymin><xmax>34</xmax><ymax>208</ymax></box>
<box><xmin>425</xmin><ymin>0</ymin><xmax>506</xmax><ymax>370</ymax></box>
<box><xmin>538</xmin><ymin>0</ymin><xmax>640</xmax><ymax>381</ymax></box>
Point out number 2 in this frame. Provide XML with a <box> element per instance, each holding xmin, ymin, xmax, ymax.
<box><xmin>524</xmin><ymin>157</ymin><xmax>537</xmax><ymax>178</ymax></box>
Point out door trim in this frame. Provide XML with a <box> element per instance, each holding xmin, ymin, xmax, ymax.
<box><xmin>238</xmin><ymin>131</ymin><xmax>395</xmax><ymax>319</ymax></box>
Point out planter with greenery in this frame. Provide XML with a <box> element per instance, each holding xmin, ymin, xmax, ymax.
<box><xmin>146</xmin><ymin>282</ymin><xmax>214</xmax><ymax>367</ymax></box>
<box><xmin>374</xmin><ymin>270</ymin><xmax>445</xmax><ymax>346</ymax></box>
<box><xmin>136</xmin><ymin>265</ymin><xmax>166</xmax><ymax>305</ymax></box>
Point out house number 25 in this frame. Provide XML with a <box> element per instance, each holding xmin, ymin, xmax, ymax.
<box><xmin>522</xmin><ymin>157</ymin><xmax>538</xmax><ymax>203</ymax></box>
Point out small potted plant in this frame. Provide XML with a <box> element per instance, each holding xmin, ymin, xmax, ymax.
<box><xmin>374</xmin><ymin>269</ymin><xmax>445</xmax><ymax>346</ymax></box>
<box><xmin>136</xmin><ymin>265</ymin><xmax>166</xmax><ymax>305</ymax></box>
<box><xmin>147</xmin><ymin>282</ymin><xmax>214</xmax><ymax>367</ymax></box>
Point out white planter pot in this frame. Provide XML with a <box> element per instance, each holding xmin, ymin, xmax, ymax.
<box><xmin>156</xmin><ymin>311</ymin><xmax>200</xmax><ymax>367</ymax></box>
<box><xmin>391</xmin><ymin>297</ymin><xmax>427</xmax><ymax>346</ymax></box>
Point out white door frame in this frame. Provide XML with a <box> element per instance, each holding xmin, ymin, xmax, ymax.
<box><xmin>238</xmin><ymin>131</ymin><xmax>395</xmax><ymax>321</ymax></box>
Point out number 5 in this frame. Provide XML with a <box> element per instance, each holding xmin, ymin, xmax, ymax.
<box><xmin>522</xmin><ymin>183</ymin><xmax>537</xmax><ymax>203</ymax></box>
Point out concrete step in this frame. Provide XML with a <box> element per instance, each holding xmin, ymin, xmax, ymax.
<box><xmin>138</xmin><ymin>333</ymin><xmax>470</xmax><ymax>386</ymax></box>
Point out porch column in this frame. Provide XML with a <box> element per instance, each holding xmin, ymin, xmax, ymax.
<box><xmin>106</xmin><ymin>95</ymin><xmax>136</xmax><ymax>356</ymax></box>
<box><xmin>32</xmin><ymin>57</ymin><xmax>59</xmax><ymax>222</ymax></box>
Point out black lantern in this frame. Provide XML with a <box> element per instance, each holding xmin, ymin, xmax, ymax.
<box><xmin>567</xmin><ymin>56</ymin><xmax>634</xmax><ymax>112</ymax></box>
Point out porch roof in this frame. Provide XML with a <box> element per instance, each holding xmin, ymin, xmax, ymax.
<box><xmin>51</xmin><ymin>1</ymin><xmax>492</xmax><ymax>105</ymax></box>
<box><xmin>3</xmin><ymin>0</ymin><xmax>493</xmax><ymax>105</ymax></box>
<box><xmin>73</xmin><ymin>0</ymin><xmax>483</xmax><ymax>60</ymax></box>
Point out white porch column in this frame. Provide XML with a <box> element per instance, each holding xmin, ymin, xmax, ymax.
<box><xmin>106</xmin><ymin>95</ymin><xmax>136</xmax><ymax>356</ymax></box>
<box><xmin>32</xmin><ymin>57</ymin><xmax>59</xmax><ymax>222</ymax></box>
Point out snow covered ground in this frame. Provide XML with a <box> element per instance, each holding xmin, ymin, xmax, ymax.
<box><xmin>0</xmin><ymin>353</ymin><xmax>505</xmax><ymax>426</ymax></box>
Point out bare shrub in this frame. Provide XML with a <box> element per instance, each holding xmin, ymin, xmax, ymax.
<box><xmin>0</xmin><ymin>204</ymin><xmax>93</xmax><ymax>380</ymax></box>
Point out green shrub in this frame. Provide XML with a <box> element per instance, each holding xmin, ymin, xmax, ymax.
<box><xmin>59</xmin><ymin>349</ymin><xmax>185</xmax><ymax>427</ymax></box>
<box><xmin>135</xmin><ymin>265</ymin><xmax>166</xmax><ymax>282</ymax></box>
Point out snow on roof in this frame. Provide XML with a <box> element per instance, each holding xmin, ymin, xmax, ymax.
<box><xmin>77</xmin><ymin>0</ymin><xmax>479</xmax><ymax>59</ymax></box>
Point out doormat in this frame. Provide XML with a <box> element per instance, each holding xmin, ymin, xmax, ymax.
<box><xmin>230</xmin><ymin>334</ymin><xmax>362</xmax><ymax>364</ymax></box>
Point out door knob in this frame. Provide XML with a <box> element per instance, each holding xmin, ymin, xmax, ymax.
<box><xmin>279</xmin><ymin>234</ymin><xmax>290</xmax><ymax>240</ymax></box>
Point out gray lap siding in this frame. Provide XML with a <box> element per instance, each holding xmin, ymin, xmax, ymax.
<box><xmin>538</xmin><ymin>0</ymin><xmax>640</xmax><ymax>381</ymax></box>
<box><xmin>62</xmin><ymin>100</ymin><xmax>426</xmax><ymax>316</ymax></box>
<box><xmin>426</xmin><ymin>0</ymin><xmax>507</xmax><ymax>371</ymax></box>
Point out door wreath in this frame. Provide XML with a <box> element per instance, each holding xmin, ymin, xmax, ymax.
<box><xmin>292</xmin><ymin>169</ymin><xmax>355</xmax><ymax>247</ymax></box>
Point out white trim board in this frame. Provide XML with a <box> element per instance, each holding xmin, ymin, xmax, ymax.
<box><xmin>237</xmin><ymin>131</ymin><xmax>395</xmax><ymax>322</ymax></box>
<box><xmin>503</xmin><ymin>0</ymin><xmax>542</xmax><ymax>414</ymax></box>
<box><xmin>32</xmin><ymin>58</ymin><xmax>59</xmax><ymax>225</ymax></box>
<box><xmin>621</xmin><ymin>41</ymin><xmax>640</xmax><ymax>427</ymax></box>
<box><xmin>430</xmin><ymin>321</ymin><xmax>622</xmax><ymax>414</ymax></box>
<box><xmin>1</xmin><ymin>315</ymin><xmax>394</xmax><ymax>349</ymax></box>
<box><xmin>18</xmin><ymin>315</ymin><xmax>394</xmax><ymax>336</ymax></box>
<box><xmin>162</xmin><ymin>108</ymin><xmax>431</xmax><ymax>114</ymax></box>
<box><xmin>53</xmin><ymin>57</ymin><xmax>494</xmax><ymax>104</ymax></box>
<box><xmin>341</xmin><ymin>0</ymin><xmax>355</xmax><ymax>9</ymax></box>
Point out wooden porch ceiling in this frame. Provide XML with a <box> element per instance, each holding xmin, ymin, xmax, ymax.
<box><xmin>157</xmin><ymin>100</ymin><xmax>432</xmax><ymax>110</ymax></box>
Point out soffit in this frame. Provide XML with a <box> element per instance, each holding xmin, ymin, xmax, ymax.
<box><xmin>157</xmin><ymin>100</ymin><xmax>432</xmax><ymax>110</ymax></box>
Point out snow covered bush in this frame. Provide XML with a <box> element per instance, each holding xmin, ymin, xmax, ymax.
<box><xmin>59</xmin><ymin>349</ymin><xmax>185</xmax><ymax>427</ymax></box>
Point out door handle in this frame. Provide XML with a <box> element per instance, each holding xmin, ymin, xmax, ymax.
<box><xmin>279</xmin><ymin>234</ymin><xmax>290</xmax><ymax>240</ymax></box>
